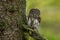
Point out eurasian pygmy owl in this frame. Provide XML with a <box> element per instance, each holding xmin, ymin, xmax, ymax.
<box><xmin>28</xmin><ymin>9</ymin><xmax>41</xmax><ymax>32</ymax></box>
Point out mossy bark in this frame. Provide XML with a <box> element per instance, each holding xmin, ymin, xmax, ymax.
<box><xmin>0</xmin><ymin>0</ymin><xmax>26</xmax><ymax>40</ymax></box>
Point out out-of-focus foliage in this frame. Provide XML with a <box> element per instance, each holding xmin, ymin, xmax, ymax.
<box><xmin>26</xmin><ymin>0</ymin><xmax>60</xmax><ymax>40</ymax></box>
<box><xmin>27</xmin><ymin>0</ymin><xmax>60</xmax><ymax>12</ymax></box>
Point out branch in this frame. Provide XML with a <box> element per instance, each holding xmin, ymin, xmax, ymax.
<box><xmin>22</xmin><ymin>24</ymin><xmax>47</xmax><ymax>40</ymax></box>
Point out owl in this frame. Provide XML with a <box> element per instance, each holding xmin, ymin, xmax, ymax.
<box><xmin>28</xmin><ymin>9</ymin><xmax>41</xmax><ymax>32</ymax></box>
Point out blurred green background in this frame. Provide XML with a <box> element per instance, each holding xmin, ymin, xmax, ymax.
<box><xmin>26</xmin><ymin>0</ymin><xmax>60</xmax><ymax>40</ymax></box>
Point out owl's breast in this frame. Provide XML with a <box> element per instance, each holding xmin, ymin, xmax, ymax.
<box><xmin>33</xmin><ymin>19</ymin><xmax>40</xmax><ymax>29</ymax></box>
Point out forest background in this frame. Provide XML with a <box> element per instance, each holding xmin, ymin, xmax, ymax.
<box><xmin>26</xmin><ymin>0</ymin><xmax>60</xmax><ymax>40</ymax></box>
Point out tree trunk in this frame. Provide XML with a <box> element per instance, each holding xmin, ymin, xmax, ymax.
<box><xmin>0</xmin><ymin>0</ymin><xmax>47</xmax><ymax>40</ymax></box>
<box><xmin>0</xmin><ymin>0</ymin><xmax>26</xmax><ymax>40</ymax></box>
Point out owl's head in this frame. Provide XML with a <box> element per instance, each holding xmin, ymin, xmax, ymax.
<box><xmin>29</xmin><ymin>9</ymin><xmax>40</xmax><ymax>18</ymax></box>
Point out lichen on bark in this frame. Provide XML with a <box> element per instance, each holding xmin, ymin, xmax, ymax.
<box><xmin>0</xmin><ymin>0</ymin><xmax>26</xmax><ymax>40</ymax></box>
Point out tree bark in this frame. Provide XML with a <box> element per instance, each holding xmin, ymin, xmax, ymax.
<box><xmin>0</xmin><ymin>0</ymin><xmax>26</xmax><ymax>40</ymax></box>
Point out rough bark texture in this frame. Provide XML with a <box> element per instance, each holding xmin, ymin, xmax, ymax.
<box><xmin>0</xmin><ymin>0</ymin><xmax>26</xmax><ymax>40</ymax></box>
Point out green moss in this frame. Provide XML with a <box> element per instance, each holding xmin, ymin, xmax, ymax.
<box><xmin>0</xmin><ymin>21</ymin><xmax>6</xmax><ymax>30</ymax></box>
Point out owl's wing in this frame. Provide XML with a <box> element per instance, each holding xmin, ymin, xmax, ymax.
<box><xmin>38</xmin><ymin>17</ymin><xmax>41</xmax><ymax>23</ymax></box>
